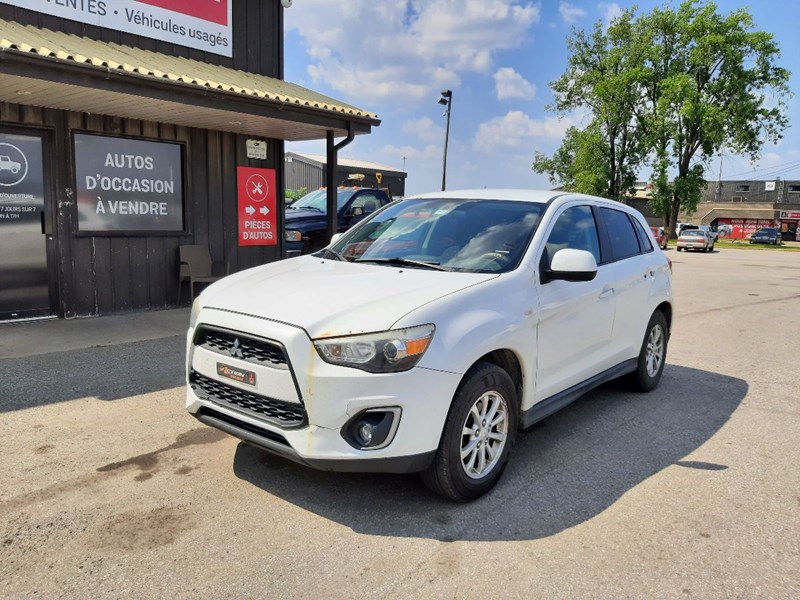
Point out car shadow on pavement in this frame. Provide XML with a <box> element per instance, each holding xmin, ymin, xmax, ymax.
<box><xmin>232</xmin><ymin>364</ymin><xmax>747</xmax><ymax>542</ymax></box>
<box><xmin>0</xmin><ymin>336</ymin><xmax>186</xmax><ymax>411</ymax></box>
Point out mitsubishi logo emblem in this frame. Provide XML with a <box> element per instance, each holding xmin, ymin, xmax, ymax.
<box><xmin>230</xmin><ymin>338</ymin><xmax>244</xmax><ymax>359</ymax></box>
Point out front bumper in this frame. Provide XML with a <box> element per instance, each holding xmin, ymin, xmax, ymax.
<box><xmin>186</xmin><ymin>309</ymin><xmax>461</xmax><ymax>473</ymax></box>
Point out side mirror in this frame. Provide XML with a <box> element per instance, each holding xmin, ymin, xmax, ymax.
<box><xmin>330</xmin><ymin>233</ymin><xmax>342</xmax><ymax>245</ymax></box>
<box><xmin>544</xmin><ymin>249</ymin><xmax>598</xmax><ymax>283</ymax></box>
<box><xmin>351</xmin><ymin>206</ymin><xmax>364</xmax><ymax>217</ymax></box>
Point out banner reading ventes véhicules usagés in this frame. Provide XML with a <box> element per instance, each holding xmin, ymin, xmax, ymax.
<box><xmin>5</xmin><ymin>0</ymin><xmax>232</xmax><ymax>57</ymax></box>
<box><xmin>75</xmin><ymin>134</ymin><xmax>184</xmax><ymax>233</ymax></box>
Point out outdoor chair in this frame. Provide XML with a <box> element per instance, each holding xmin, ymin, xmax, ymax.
<box><xmin>178</xmin><ymin>245</ymin><xmax>225</xmax><ymax>302</ymax></box>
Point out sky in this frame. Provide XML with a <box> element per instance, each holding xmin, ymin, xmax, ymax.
<box><xmin>283</xmin><ymin>1</ymin><xmax>800</xmax><ymax>196</ymax></box>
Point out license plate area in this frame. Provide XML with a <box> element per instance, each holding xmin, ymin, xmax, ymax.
<box><xmin>216</xmin><ymin>362</ymin><xmax>257</xmax><ymax>386</ymax></box>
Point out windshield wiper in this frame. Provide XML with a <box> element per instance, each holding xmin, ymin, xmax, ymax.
<box><xmin>355</xmin><ymin>257</ymin><xmax>449</xmax><ymax>271</ymax></box>
<box><xmin>318</xmin><ymin>247</ymin><xmax>347</xmax><ymax>261</ymax></box>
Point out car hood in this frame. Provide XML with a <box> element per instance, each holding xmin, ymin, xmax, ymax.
<box><xmin>285</xmin><ymin>208</ymin><xmax>326</xmax><ymax>223</ymax></box>
<box><xmin>200</xmin><ymin>255</ymin><xmax>498</xmax><ymax>339</ymax></box>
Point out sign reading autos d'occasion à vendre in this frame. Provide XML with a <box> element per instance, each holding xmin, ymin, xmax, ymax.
<box><xmin>4</xmin><ymin>0</ymin><xmax>232</xmax><ymax>57</ymax></box>
<box><xmin>75</xmin><ymin>134</ymin><xmax>184</xmax><ymax>233</ymax></box>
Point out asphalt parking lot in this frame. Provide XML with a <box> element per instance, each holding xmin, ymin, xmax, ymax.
<box><xmin>1</xmin><ymin>248</ymin><xmax>799</xmax><ymax>599</ymax></box>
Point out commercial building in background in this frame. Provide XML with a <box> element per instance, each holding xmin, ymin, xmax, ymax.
<box><xmin>0</xmin><ymin>0</ymin><xmax>379</xmax><ymax>321</ymax></box>
<box><xmin>629</xmin><ymin>179</ymin><xmax>800</xmax><ymax>240</ymax></box>
<box><xmin>694</xmin><ymin>179</ymin><xmax>800</xmax><ymax>240</ymax></box>
<box><xmin>285</xmin><ymin>152</ymin><xmax>406</xmax><ymax>199</ymax></box>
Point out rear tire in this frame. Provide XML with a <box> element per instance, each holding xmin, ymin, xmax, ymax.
<box><xmin>421</xmin><ymin>363</ymin><xmax>518</xmax><ymax>502</ymax></box>
<box><xmin>625</xmin><ymin>310</ymin><xmax>668</xmax><ymax>393</ymax></box>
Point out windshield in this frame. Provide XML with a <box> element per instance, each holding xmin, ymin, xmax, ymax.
<box><xmin>290</xmin><ymin>189</ymin><xmax>356</xmax><ymax>213</ymax></box>
<box><xmin>682</xmin><ymin>230</ymin><xmax>704</xmax><ymax>237</ymax></box>
<box><xmin>326</xmin><ymin>197</ymin><xmax>545</xmax><ymax>273</ymax></box>
<box><xmin>756</xmin><ymin>228</ymin><xmax>776</xmax><ymax>234</ymax></box>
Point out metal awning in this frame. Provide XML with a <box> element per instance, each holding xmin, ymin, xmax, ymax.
<box><xmin>0</xmin><ymin>19</ymin><xmax>379</xmax><ymax>141</ymax></box>
<box><xmin>699</xmin><ymin>207</ymin><xmax>778</xmax><ymax>223</ymax></box>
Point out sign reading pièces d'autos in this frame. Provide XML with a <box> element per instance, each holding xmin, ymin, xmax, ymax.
<box><xmin>75</xmin><ymin>134</ymin><xmax>184</xmax><ymax>232</ymax></box>
<box><xmin>5</xmin><ymin>0</ymin><xmax>232</xmax><ymax>57</ymax></box>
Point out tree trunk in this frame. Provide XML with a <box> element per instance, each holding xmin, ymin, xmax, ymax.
<box><xmin>668</xmin><ymin>198</ymin><xmax>681</xmax><ymax>239</ymax></box>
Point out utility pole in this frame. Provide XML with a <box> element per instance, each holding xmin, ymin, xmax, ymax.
<box><xmin>438</xmin><ymin>90</ymin><xmax>452</xmax><ymax>191</ymax></box>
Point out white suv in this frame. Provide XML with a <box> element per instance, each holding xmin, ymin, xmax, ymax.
<box><xmin>186</xmin><ymin>190</ymin><xmax>673</xmax><ymax>501</ymax></box>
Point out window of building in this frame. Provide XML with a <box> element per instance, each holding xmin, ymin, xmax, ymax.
<box><xmin>735</xmin><ymin>184</ymin><xmax>751</xmax><ymax>192</ymax></box>
<box><xmin>788</xmin><ymin>185</ymin><xmax>800</xmax><ymax>193</ymax></box>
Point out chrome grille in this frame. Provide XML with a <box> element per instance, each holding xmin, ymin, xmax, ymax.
<box><xmin>190</xmin><ymin>371</ymin><xmax>305</xmax><ymax>427</ymax></box>
<box><xmin>194</xmin><ymin>327</ymin><xmax>288</xmax><ymax>369</ymax></box>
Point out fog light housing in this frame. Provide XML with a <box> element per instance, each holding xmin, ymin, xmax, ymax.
<box><xmin>357</xmin><ymin>423</ymin><xmax>374</xmax><ymax>446</ymax></box>
<box><xmin>343</xmin><ymin>407</ymin><xmax>401</xmax><ymax>450</ymax></box>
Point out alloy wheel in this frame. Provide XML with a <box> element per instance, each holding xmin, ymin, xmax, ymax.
<box><xmin>646</xmin><ymin>324</ymin><xmax>664</xmax><ymax>378</ymax></box>
<box><xmin>460</xmin><ymin>391</ymin><xmax>508</xmax><ymax>479</ymax></box>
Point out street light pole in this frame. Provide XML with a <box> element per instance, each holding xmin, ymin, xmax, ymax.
<box><xmin>438</xmin><ymin>90</ymin><xmax>452</xmax><ymax>191</ymax></box>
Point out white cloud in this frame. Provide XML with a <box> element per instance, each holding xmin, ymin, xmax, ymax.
<box><xmin>473</xmin><ymin>111</ymin><xmax>572</xmax><ymax>150</ymax></box>
<box><xmin>286</xmin><ymin>1</ymin><xmax>541</xmax><ymax>103</ymax></box>
<box><xmin>493</xmin><ymin>68</ymin><xmax>536</xmax><ymax>101</ymax></box>
<box><xmin>402</xmin><ymin>117</ymin><xmax>446</xmax><ymax>144</ymax></box>
<box><xmin>559</xmin><ymin>2</ymin><xmax>586</xmax><ymax>23</ymax></box>
<box><xmin>383</xmin><ymin>143</ymin><xmax>441</xmax><ymax>163</ymax></box>
<box><xmin>598</xmin><ymin>2</ymin><xmax>622</xmax><ymax>27</ymax></box>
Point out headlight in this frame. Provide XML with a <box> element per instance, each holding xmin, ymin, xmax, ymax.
<box><xmin>313</xmin><ymin>324</ymin><xmax>435</xmax><ymax>373</ymax></box>
<box><xmin>189</xmin><ymin>296</ymin><xmax>202</xmax><ymax>329</ymax></box>
<box><xmin>285</xmin><ymin>230</ymin><xmax>302</xmax><ymax>242</ymax></box>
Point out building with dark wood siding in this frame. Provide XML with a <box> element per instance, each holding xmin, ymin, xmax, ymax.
<box><xmin>0</xmin><ymin>0</ymin><xmax>379</xmax><ymax>320</ymax></box>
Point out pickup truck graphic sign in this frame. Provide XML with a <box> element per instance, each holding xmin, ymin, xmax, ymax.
<box><xmin>4</xmin><ymin>0</ymin><xmax>233</xmax><ymax>57</ymax></box>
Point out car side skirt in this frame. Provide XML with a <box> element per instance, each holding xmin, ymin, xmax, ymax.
<box><xmin>522</xmin><ymin>358</ymin><xmax>638</xmax><ymax>429</ymax></box>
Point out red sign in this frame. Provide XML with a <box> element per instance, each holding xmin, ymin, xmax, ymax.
<box><xmin>136</xmin><ymin>0</ymin><xmax>228</xmax><ymax>25</ymax></box>
<box><xmin>716</xmin><ymin>218</ymin><xmax>775</xmax><ymax>239</ymax></box>
<box><xmin>238</xmin><ymin>167</ymin><xmax>277</xmax><ymax>246</ymax></box>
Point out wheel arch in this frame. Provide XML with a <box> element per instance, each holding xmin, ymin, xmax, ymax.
<box><xmin>470</xmin><ymin>349</ymin><xmax>524</xmax><ymax>418</ymax></box>
<box><xmin>656</xmin><ymin>301</ymin><xmax>672</xmax><ymax>338</ymax></box>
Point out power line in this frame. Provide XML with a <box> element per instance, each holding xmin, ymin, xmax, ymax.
<box><xmin>722</xmin><ymin>158</ymin><xmax>800</xmax><ymax>180</ymax></box>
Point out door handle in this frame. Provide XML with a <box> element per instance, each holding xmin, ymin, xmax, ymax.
<box><xmin>599</xmin><ymin>287</ymin><xmax>614</xmax><ymax>299</ymax></box>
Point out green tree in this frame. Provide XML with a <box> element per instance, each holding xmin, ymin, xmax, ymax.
<box><xmin>285</xmin><ymin>187</ymin><xmax>307</xmax><ymax>204</ymax></box>
<box><xmin>535</xmin><ymin>1</ymin><xmax>790</xmax><ymax>236</ymax></box>
<box><xmin>533</xmin><ymin>124</ymin><xmax>608</xmax><ymax>196</ymax></box>
<box><xmin>633</xmin><ymin>1</ymin><xmax>790</xmax><ymax>235</ymax></box>
<box><xmin>534</xmin><ymin>10</ymin><xmax>646</xmax><ymax>201</ymax></box>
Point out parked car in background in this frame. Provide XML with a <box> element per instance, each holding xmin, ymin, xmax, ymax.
<box><xmin>749</xmin><ymin>227</ymin><xmax>782</xmax><ymax>245</ymax></box>
<box><xmin>284</xmin><ymin>187</ymin><xmax>392</xmax><ymax>255</ymax></box>
<box><xmin>187</xmin><ymin>190</ymin><xmax>673</xmax><ymax>502</ymax></box>
<box><xmin>650</xmin><ymin>226</ymin><xmax>668</xmax><ymax>249</ymax></box>
<box><xmin>678</xmin><ymin>224</ymin><xmax>718</xmax><ymax>241</ymax></box>
<box><xmin>676</xmin><ymin>229</ymin><xmax>715</xmax><ymax>252</ymax></box>
<box><xmin>697</xmin><ymin>225</ymin><xmax>718</xmax><ymax>241</ymax></box>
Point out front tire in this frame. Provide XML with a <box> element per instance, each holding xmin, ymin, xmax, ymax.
<box><xmin>421</xmin><ymin>363</ymin><xmax>518</xmax><ymax>502</ymax></box>
<box><xmin>625</xmin><ymin>310</ymin><xmax>668</xmax><ymax>392</ymax></box>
